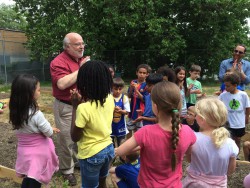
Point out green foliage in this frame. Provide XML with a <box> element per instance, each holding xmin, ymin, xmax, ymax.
<box><xmin>13</xmin><ymin>0</ymin><xmax>250</xmax><ymax>76</ymax></box>
<box><xmin>0</xmin><ymin>84</ymin><xmax>11</xmax><ymax>92</ymax></box>
<box><xmin>0</xmin><ymin>4</ymin><xmax>27</xmax><ymax>30</ymax></box>
<box><xmin>175</xmin><ymin>0</ymin><xmax>250</xmax><ymax>75</ymax></box>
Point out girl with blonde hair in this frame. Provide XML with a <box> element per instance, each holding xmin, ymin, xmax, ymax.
<box><xmin>182</xmin><ymin>97</ymin><xmax>239</xmax><ymax>187</ymax></box>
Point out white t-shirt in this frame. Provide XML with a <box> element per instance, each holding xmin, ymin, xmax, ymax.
<box><xmin>219</xmin><ymin>90</ymin><xmax>250</xmax><ymax>128</ymax></box>
<box><xmin>188</xmin><ymin>132</ymin><xmax>238</xmax><ymax>176</ymax></box>
<box><xmin>16</xmin><ymin>110</ymin><xmax>53</xmax><ymax>137</ymax></box>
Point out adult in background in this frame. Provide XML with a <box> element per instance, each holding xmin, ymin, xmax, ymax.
<box><xmin>50</xmin><ymin>32</ymin><xmax>90</xmax><ymax>186</ymax></box>
<box><xmin>219</xmin><ymin>44</ymin><xmax>250</xmax><ymax>90</ymax></box>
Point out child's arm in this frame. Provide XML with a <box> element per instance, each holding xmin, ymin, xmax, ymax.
<box><xmin>245</xmin><ymin>107</ymin><xmax>250</xmax><ymax>125</ymax></box>
<box><xmin>114</xmin><ymin>106</ymin><xmax>128</xmax><ymax>115</ymax></box>
<box><xmin>134</xmin><ymin>87</ymin><xmax>144</xmax><ymax>101</ymax></box>
<box><xmin>185</xmin><ymin>146</ymin><xmax>192</xmax><ymax>163</ymax></box>
<box><xmin>227</xmin><ymin>156</ymin><xmax>236</xmax><ymax>175</ymax></box>
<box><xmin>109</xmin><ymin>166</ymin><xmax>116</xmax><ymax>174</ymax></box>
<box><xmin>197</xmin><ymin>93</ymin><xmax>206</xmax><ymax>98</ymax></box>
<box><xmin>127</xmin><ymin>87</ymin><xmax>133</xmax><ymax>98</ymax></box>
<box><xmin>190</xmin><ymin>89</ymin><xmax>202</xmax><ymax>94</ymax></box>
<box><xmin>133</xmin><ymin>116</ymin><xmax>157</xmax><ymax>123</ymax></box>
<box><xmin>127</xmin><ymin>81</ymin><xmax>135</xmax><ymax>98</ymax></box>
<box><xmin>190</xmin><ymin>82</ymin><xmax>202</xmax><ymax>95</ymax></box>
<box><xmin>185</xmin><ymin>84</ymin><xmax>193</xmax><ymax>97</ymax></box>
<box><xmin>52</xmin><ymin>127</ymin><xmax>60</xmax><ymax>133</ymax></box>
<box><xmin>36</xmin><ymin>111</ymin><xmax>56</xmax><ymax>137</ymax></box>
<box><xmin>214</xmin><ymin>91</ymin><xmax>222</xmax><ymax>96</ymax></box>
<box><xmin>70</xmin><ymin>90</ymin><xmax>83</xmax><ymax>142</ymax></box>
<box><xmin>115</xmin><ymin>136</ymin><xmax>138</xmax><ymax>157</ymax></box>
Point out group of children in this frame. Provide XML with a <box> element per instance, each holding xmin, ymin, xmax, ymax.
<box><xmin>112</xmin><ymin>65</ymin><xmax>250</xmax><ymax>187</ymax></box>
<box><xmin>2</xmin><ymin>60</ymin><xmax>250</xmax><ymax>187</ymax></box>
<box><xmin>110</xmin><ymin>63</ymin><xmax>204</xmax><ymax>147</ymax></box>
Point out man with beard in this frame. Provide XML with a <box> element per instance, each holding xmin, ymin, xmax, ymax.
<box><xmin>50</xmin><ymin>32</ymin><xmax>90</xmax><ymax>186</ymax></box>
<box><xmin>219</xmin><ymin>44</ymin><xmax>250</xmax><ymax>90</ymax></box>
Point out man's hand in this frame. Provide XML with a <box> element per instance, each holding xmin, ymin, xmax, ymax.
<box><xmin>237</xmin><ymin>62</ymin><xmax>243</xmax><ymax>72</ymax></box>
<box><xmin>232</xmin><ymin>59</ymin><xmax>238</xmax><ymax>69</ymax></box>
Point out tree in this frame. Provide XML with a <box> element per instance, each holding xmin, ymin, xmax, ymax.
<box><xmin>0</xmin><ymin>4</ymin><xmax>27</xmax><ymax>30</ymax></box>
<box><xmin>14</xmin><ymin>0</ymin><xmax>250</xmax><ymax>77</ymax></box>
<box><xmin>175</xmin><ymin>0</ymin><xmax>250</xmax><ymax>76</ymax></box>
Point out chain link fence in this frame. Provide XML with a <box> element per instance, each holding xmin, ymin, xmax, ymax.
<box><xmin>0</xmin><ymin>40</ymin><xmax>50</xmax><ymax>84</ymax></box>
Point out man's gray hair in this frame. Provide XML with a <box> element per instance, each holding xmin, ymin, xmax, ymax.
<box><xmin>63</xmin><ymin>36</ymin><xmax>70</xmax><ymax>50</ymax></box>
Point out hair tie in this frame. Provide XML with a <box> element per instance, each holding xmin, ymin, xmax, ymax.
<box><xmin>172</xmin><ymin>109</ymin><xmax>178</xmax><ymax>113</ymax></box>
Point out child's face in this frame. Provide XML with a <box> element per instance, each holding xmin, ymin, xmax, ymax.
<box><xmin>224</xmin><ymin>81</ymin><xmax>237</xmax><ymax>93</ymax></box>
<box><xmin>112</xmin><ymin>86</ymin><xmax>123</xmax><ymax>97</ymax></box>
<box><xmin>163</xmin><ymin>76</ymin><xmax>168</xmax><ymax>81</ymax></box>
<box><xmin>186</xmin><ymin>110</ymin><xmax>196</xmax><ymax>121</ymax></box>
<box><xmin>34</xmin><ymin>82</ymin><xmax>41</xmax><ymax>100</ymax></box>
<box><xmin>224</xmin><ymin>71</ymin><xmax>232</xmax><ymax>76</ymax></box>
<box><xmin>177</xmin><ymin>70</ymin><xmax>186</xmax><ymax>81</ymax></box>
<box><xmin>145</xmin><ymin>83</ymin><xmax>154</xmax><ymax>93</ymax></box>
<box><xmin>189</xmin><ymin>71</ymin><xmax>200</xmax><ymax>80</ymax></box>
<box><xmin>136</xmin><ymin>68</ymin><xmax>148</xmax><ymax>82</ymax></box>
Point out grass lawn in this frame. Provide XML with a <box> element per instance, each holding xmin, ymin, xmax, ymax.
<box><xmin>1</xmin><ymin>81</ymin><xmax>250</xmax><ymax>96</ymax></box>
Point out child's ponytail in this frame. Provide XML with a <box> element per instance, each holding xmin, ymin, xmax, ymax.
<box><xmin>211</xmin><ymin>127</ymin><xmax>230</xmax><ymax>148</ymax></box>
<box><xmin>195</xmin><ymin>97</ymin><xmax>229</xmax><ymax>148</ymax></box>
<box><xmin>171</xmin><ymin>109</ymin><xmax>180</xmax><ymax>171</ymax></box>
<box><xmin>151</xmin><ymin>81</ymin><xmax>182</xmax><ymax>171</ymax></box>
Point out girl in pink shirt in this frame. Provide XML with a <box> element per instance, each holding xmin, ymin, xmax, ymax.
<box><xmin>182</xmin><ymin>98</ymin><xmax>238</xmax><ymax>187</ymax></box>
<box><xmin>116</xmin><ymin>81</ymin><xmax>196</xmax><ymax>188</ymax></box>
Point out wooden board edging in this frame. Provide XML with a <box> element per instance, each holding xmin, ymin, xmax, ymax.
<box><xmin>0</xmin><ymin>165</ymin><xmax>22</xmax><ymax>184</ymax></box>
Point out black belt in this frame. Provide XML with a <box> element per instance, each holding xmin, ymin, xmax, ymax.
<box><xmin>57</xmin><ymin>98</ymin><xmax>72</xmax><ymax>105</ymax></box>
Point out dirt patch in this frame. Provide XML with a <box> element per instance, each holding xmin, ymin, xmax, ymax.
<box><xmin>0</xmin><ymin>88</ymin><xmax>249</xmax><ymax>187</ymax></box>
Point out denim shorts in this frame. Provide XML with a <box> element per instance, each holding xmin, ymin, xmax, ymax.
<box><xmin>79</xmin><ymin>144</ymin><xmax>115</xmax><ymax>188</ymax></box>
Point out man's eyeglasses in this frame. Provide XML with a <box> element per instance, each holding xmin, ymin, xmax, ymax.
<box><xmin>69</xmin><ymin>42</ymin><xmax>86</xmax><ymax>47</ymax></box>
<box><xmin>234</xmin><ymin>50</ymin><xmax>244</xmax><ymax>54</ymax></box>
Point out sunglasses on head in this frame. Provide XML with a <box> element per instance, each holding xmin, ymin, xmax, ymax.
<box><xmin>234</xmin><ymin>49</ymin><xmax>244</xmax><ymax>54</ymax></box>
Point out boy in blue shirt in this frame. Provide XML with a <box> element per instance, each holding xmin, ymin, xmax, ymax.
<box><xmin>109</xmin><ymin>151</ymin><xmax>140</xmax><ymax>188</ymax></box>
<box><xmin>127</xmin><ymin>64</ymin><xmax>149</xmax><ymax>136</ymax></box>
<box><xmin>111</xmin><ymin>77</ymin><xmax>130</xmax><ymax>147</ymax></box>
<box><xmin>133</xmin><ymin>73</ymin><xmax>163</xmax><ymax>126</ymax></box>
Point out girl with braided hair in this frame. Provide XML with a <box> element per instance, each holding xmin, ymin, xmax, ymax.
<box><xmin>115</xmin><ymin>81</ymin><xmax>196</xmax><ymax>188</ymax></box>
<box><xmin>182</xmin><ymin>97</ymin><xmax>239</xmax><ymax>188</ymax></box>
